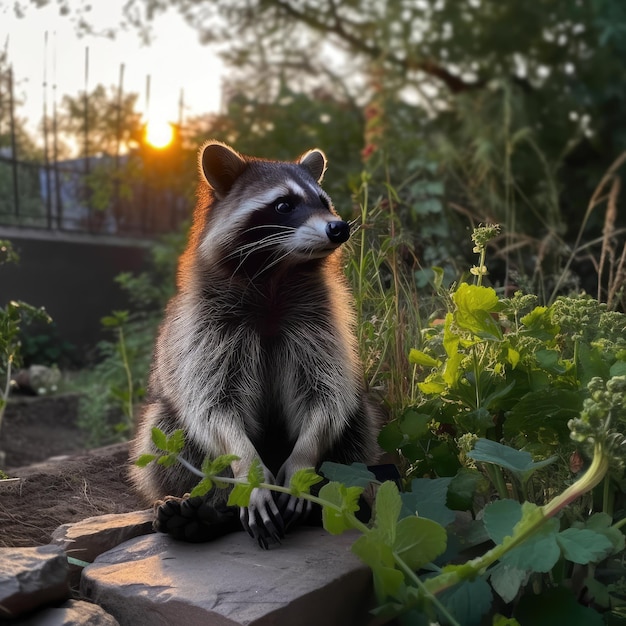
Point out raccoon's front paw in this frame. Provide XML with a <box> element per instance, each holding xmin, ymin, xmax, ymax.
<box><xmin>240</xmin><ymin>488</ymin><xmax>285</xmax><ymax>549</ymax></box>
<box><xmin>155</xmin><ymin>495</ymin><xmax>238</xmax><ymax>543</ymax></box>
<box><xmin>276</xmin><ymin>464</ymin><xmax>314</xmax><ymax>527</ymax></box>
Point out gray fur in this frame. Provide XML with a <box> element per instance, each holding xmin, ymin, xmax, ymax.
<box><xmin>129</xmin><ymin>141</ymin><xmax>381</xmax><ymax>536</ymax></box>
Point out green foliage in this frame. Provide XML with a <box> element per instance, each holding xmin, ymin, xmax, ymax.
<box><xmin>75</xmin><ymin>231</ymin><xmax>184</xmax><ymax>446</ymax></box>
<box><xmin>17</xmin><ymin>320</ymin><xmax>76</xmax><ymax>368</ymax></box>
<box><xmin>384</xmin><ymin>283</ymin><xmax>626</xmax><ymax>482</ymax></box>
<box><xmin>0</xmin><ymin>244</ymin><xmax>52</xmax><ymax>455</ymax></box>
<box><xmin>137</xmin><ymin>422</ymin><xmax>622</xmax><ymax>624</ymax></box>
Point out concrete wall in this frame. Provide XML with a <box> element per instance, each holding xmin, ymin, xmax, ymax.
<box><xmin>1</xmin><ymin>228</ymin><xmax>150</xmax><ymax>360</ymax></box>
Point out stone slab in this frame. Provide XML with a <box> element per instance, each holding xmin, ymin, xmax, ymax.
<box><xmin>81</xmin><ymin>527</ymin><xmax>375</xmax><ymax>626</ymax></box>
<box><xmin>51</xmin><ymin>510</ymin><xmax>154</xmax><ymax>564</ymax></box>
<box><xmin>0</xmin><ymin>545</ymin><xmax>69</xmax><ymax>618</ymax></box>
<box><xmin>12</xmin><ymin>599</ymin><xmax>120</xmax><ymax>625</ymax></box>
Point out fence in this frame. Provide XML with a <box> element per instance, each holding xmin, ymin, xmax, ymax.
<box><xmin>0</xmin><ymin>151</ymin><xmax>190</xmax><ymax>238</ymax></box>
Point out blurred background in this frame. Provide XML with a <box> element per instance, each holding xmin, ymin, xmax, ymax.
<box><xmin>1</xmin><ymin>0</ymin><xmax>625</xmax><ymax>456</ymax></box>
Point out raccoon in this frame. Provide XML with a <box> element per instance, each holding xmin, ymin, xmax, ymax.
<box><xmin>129</xmin><ymin>141</ymin><xmax>382</xmax><ymax>547</ymax></box>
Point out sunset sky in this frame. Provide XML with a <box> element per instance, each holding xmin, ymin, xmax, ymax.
<box><xmin>1</xmin><ymin>1</ymin><xmax>223</xmax><ymax>140</ymax></box>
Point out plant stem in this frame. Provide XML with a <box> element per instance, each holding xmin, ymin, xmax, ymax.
<box><xmin>484</xmin><ymin>463</ymin><xmax>509</xmax><ymax>500</ymax></box>
<box><xmin>0</xmin><ymin>354</ymin><xmax>13</xmax><ymax>439</ymax></box>
<box><xmin>423</xmin><ymin>442</ymin><xmax>610</xmax><ymax>597</ymax></box>
<box><xmin>393</xmin><ymin>555</ymin><xmax>461</xmax><ymax>626</ymax></box>
<box><xmin>118</xmin><ymin>326</ymin><xmax>134</xmax><ymax>425</ymax></box>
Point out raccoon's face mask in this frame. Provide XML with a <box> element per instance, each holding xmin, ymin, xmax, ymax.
<box><xmin>199</xmin><ymin>141</ymin><xmax>351</xmax><ymax>269</ymax></box>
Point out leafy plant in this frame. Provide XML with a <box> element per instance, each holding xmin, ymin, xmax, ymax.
<box><xmin>0</xmin><ymin>241</ymin><xmax>51</xmax><ymax>462</ymax></box>
<box><xmin>73</xmin><ymin>309</ymin><xmax>149</xmax><ymax>445</ymax></box>
<box><xmin>138</xmin><ymin>395</ymin><xmax>624</xmax><ymax>625</ymax></box>
<box><xmin>74</xmin><ymin>230</ymin><xmax>183</xmax><ymax>445</ymax></box>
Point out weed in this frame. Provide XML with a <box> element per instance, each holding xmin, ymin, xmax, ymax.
<box><xmin>0</xmin><ymin>241</ymin><xmax>51</xmax><ymax>463</ymax></box>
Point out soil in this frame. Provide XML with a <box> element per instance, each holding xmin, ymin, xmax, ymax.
<box><xmin>0</xmin><ymin>394</ymin><xmax>142</xmax><ymax>548</ymax></box>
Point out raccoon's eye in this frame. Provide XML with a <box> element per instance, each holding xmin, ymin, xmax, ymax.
<box><xmin>274</xmin><ymin>198</ymin><xmax>294</xmax><ymax>214</ymax></box>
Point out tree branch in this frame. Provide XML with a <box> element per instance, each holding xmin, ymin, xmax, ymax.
<box><xmin>272</xmin><ymin>0</ymin><xmax>484</xmax><ymax>93</ymax></box>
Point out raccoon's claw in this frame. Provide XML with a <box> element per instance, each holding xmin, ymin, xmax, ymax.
<box><xmin>278</xmin><ymin>493</ymin><xmax>313</xmax><ymax>527</ymax></box>
<box><xmin>240</xmin><ymin>490</ymin><xmax>285</xmax><ymax>549</ymax></box>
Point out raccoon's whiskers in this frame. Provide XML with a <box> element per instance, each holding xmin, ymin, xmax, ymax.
<box><xmin>229</xmin><ymin>231</ymin><xmax>295</xmax><ymax>276</ymax></box>
<box><xmin>250</xmin><ymin>244</ymin><xmax>300</xmax><ymax>281</ymax></box>
<box><xmin>223</xmin><ymin>229</ymin><xmax>293</xmax><ymax>261</ymax></box>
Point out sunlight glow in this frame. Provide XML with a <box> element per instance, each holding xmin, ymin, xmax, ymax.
<box><xmin>145</xmin><ymin>119</ymin><xmax>175</xmax><ymax>149</ymax></box>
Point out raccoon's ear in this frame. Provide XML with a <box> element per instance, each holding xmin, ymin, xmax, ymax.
<box><xmin>299</xmin><ymin>149</ymin><xmax>327</xmax><ymax>183</ymax></box>
<box><xmin>200</xmin><ymin>141</ymin><xmax>247</xmax><ymax>198</ymax></box>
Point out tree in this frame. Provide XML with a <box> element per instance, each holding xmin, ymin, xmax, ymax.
<box><xmin>55</xmin><ymin>84</ymin><xmax>143</xmax><ymax>159</ymax></box>
<box><xmin>0</xmin><ymin>47</ymin><xmax>39</xmax><ymax>158</ymax></box>
<box><xmin>16</xmin><ymin>1</ymin><xmax>626</xmax><ymax>295</ymax></box>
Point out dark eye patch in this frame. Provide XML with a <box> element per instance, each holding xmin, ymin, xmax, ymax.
<box><xmin>319</xmin><ymin>194</ymin><xmax>331</xmax><ymax>210</ymax></box>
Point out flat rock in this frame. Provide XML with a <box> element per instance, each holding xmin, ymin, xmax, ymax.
<box><xmin>0</xmin><ymin>545</ymin><xmax>69</xmax><ymax>618</ymax></box>
<box><xmin>12</xmin><ymin>599</ymin><xmax>120</xmax><ymax>625</ymax></box>
<box><xmin>51</xmin><ymin>510</ymin><xmax>154</xmax><ymax>564</ymax></box>
<box><xmin>81</xmin><ymin>527</ymin><xmax>375</xmax><ymax>626</ymax></box>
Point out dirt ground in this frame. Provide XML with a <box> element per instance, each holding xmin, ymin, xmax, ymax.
<box><xmin>0</xmin><ymin>394</ymin><xmax>142</xmax><ymax>548</ymax></box>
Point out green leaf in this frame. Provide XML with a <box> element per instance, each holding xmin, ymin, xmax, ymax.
<box><xmin>227</xmin><ymin>482</ymin><xmax>254</xmax><ymax>507</ymax></box>
<box><xmin>167</xmin><ymin>429</ymin><xmax>186</xmax><ymax>454</ymax></box>
<box><xmin>289</xmin><ymin>468</ymin><xmax>323</xmax><ymax>496</ymax></box>
<box><xmin>418</xmin><ymin>377</ymin><xmax>447</xmax><ymax>394</ymax></box>
<box><xmin>156</xmin><ymin>454</ymin><xmax>177</xmax><ymax>468</ymax></box>
<box><xmin>352</xmin><ymin>535</ymin><xmax>404</xmax><ymax>601</ymax></box>
<box><xmin>378</xmin><ymin>421</ymin><xmax>405</xmax><ymax>451</ymax></box>
<box><xmin>489</xmin><ymin>562</ymin><xmax>528</xmax><ymax>603</ymax></box>
<box><xmin>468</xmin><ymin>438</ymin><xmax>557</xmax><ymax>482</ymax></box>
<box><xmin>443</xmin><ymin>351</ymin><xmax>463</xmax><ymax>386</ymax></box>
<box><xmin>493</xmin><ymin>615</ymin><xmax>521</xmax><ymax>626</ymax></box>
<box><xmin>447</xmin><ymin>468</ymin><xmax>489</xmax><ymax>511</ymax></box>
<box><xmin>409</xmin><ymin>349</ymin><xmax>440</xmax><ymax>368</ymax></box>
<box><xmin>579</xmin><ymin>513</ymin><xmax>625</xmax><ymax>553</ymax></box>
<box><xmin>372</xmin><ymin>481</ymin><xmax>402</xmax><ymax>545</ymax></box>
<box><xmin>514</xmin><ymin>586</ymin><xmax>604</xmax><ymax>626</ymax></box>
<box><xmin>399</xmin><ymin>410</ymin><xmax>432</xmax><ymax>439</ymax></box>
<box><xmin>501</xmin><ymin>517</ymin><xmax>561</xmax><ymax>573</ymax></box>
<box><xmin>190</xmin><ymin>477</ymin><xmax>214</xmax><ymax>497</ymax></box>
<box><xmin>453</xmin><ymin>283</ymin><xmax>502</xmax><ymax>339</ymax></box>
<box><xmin>247</xmin><ymin>458</ymin><xmax>263</xmax><ymax>488</ymax></box>
<box><xmin>443</xmin><ymin>312</ymin><xmax>459</xmax><ymax>358</ymax></box>
<box><xmin>610</xmin><ymin>360</ymin><xmax>626</xmax><ymax>377</ymax></box>
<box><xmin>319</xmin><ymin>462</ymin><xmax>376</xmax><ymax>488</ymax></box>
<box><xmin>521</xmin><ymin>306</ymin><xmax>559</xmax><ymax>340</ymax></box>
<box><xmin>101</xmin><ymin>310</ymin><xmax>129</xmax><ymax>327</ymax></box>
<box><xmin>134</xmin><ymin>453</ymin><xmax>156</xmax><ymax>467</ymax></box>
<box><xmin>483</xmin><ymin>499</ymin><xmax>522</xmax><ymax>544</ymax></box>
<box><xmin>201</xmin><ymin>454</ymin><xmax>239</xmax><ymax>476</ymax></box>
<box><xmin>400</xmin><ymin>477</ymin><xmax>456</xmax><ymax>526</ymax></box>
<box><xmin>393</xmin><ymin>516</ymin><xmax>447</xmax><ymax>569</ymax></box>
<box><xmin>556</xmin><ymin>528</ymin><xmax>614</xmax><ymax>564</ymax></box>
<box><xmin>319</xmin><ymin>482</ymin><xmax>363</xmax><ymax>535</ymax></box>
<box><xmin>578</xmin><ymin>343</ymin><xmax>611</xmax><ymax>385</ymax></box>
<box><xmin>503</xmin><ymin>389</ymin><xmax>582</xmax><ymax>448</ymax></box>
<box><xmin>582</xmin><ymin>577</ymin><xmax>611</xmax><ymax>608</ymax></box>
<box><xmin>535</xmin><ymin>349</ymin><xmax>566</xmax><ymax>374</ymax></box>
<box><xmin>455</xmin><ymin>407</ymin><xmax>494</xmax><ymax>437</ymax></box>
<box><xmin>151</xmin><ymin>427</ymin><xmax>168</xmax><ymax>452</ymax></box>
<box><xmin>437</xmin><ymin>576</ymin><xmax>493</xmax><ymax>626</ymax></box>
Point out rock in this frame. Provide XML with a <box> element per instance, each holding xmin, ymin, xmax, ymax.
<box><xmin>12</xmin><ymin>599</ymin><xmax>120</xmax><ymax>625</ymax></box>
<box><xmin>82</xmin><ymin>527</ymin><xmax>375</xmax><ymax>626</ymax></box>
<box><xmin>12</xmin><ymin>365</ymin><xmax>62</xmax><ymax>396</ymax></box>
<box><xmin>0</xmin><ymin>545</ymin><xmax>69</xmax><ymax>619</ymax></box>
<box><xmin>51</xmin><ymin>509</ymin><xmax>154</xmax><ymax>564</ymax></box>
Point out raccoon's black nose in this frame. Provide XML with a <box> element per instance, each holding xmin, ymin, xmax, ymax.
<box><xmin>326</xmin><ymin>220</ymin><xmax>350</xmax><ymax>244</ymax></box>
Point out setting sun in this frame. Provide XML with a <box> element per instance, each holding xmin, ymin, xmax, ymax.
<box><xmin>145</xmin><ymin>119</ymin><xmax>174</xmax><ymax>149</ymax></box>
